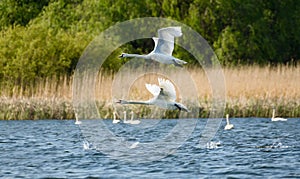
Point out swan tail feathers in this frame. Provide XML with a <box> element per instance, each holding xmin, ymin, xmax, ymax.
<box><xmin>173</xmin><ymin>58</ymin><xmax>187</xmax><ymax>67</ymax></box>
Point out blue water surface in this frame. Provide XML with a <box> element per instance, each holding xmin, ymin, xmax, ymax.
<box><xmin>0</xmin><ymin>118</ymin><xmax>299</xmax><ymax>178</ymax></box>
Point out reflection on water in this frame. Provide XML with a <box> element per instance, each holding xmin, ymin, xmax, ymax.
<box><xmin>0</xmin><ymin>118</ymin><xmax>299</xmax><ymax>178</ymax></box>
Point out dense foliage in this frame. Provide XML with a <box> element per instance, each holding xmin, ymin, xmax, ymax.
<box><xmin>0</xmin><ymin>0</ymin><xmax>299</xmax><ymax>85</ymax></box>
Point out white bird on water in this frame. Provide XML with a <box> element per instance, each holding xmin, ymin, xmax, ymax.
<box><xmin>75</xmin><ymin>113</ymin><xmax>82</xmax><ymax>125</ymax></box>
<box><xmin>112</xmin><ymin>111</ymin><xmax>120</xmax><ymax>124</ymax></box>
<box><xmin>123</xmin><ymin>111</ymin><xmax>131</xmax><ymax>124</ymax></box>
<box><xmin>224</xmin><ymin>114</ymin><xmax>234</xmax><ymax>130</ymax></box>
<box><xmin>271</xmin><ymin>109</ymin><xmax>287</xmax><ymax>121</ymax></box>
<box><xmin>117</xmin><ymin>78</ymin><xmax>189</xmax><ymax>112</ymax></box>
<box><xmin>119</xmin><ymin>26</ymin><xmax>187</xmax><ymax>67</ymax></box>
<box><xmin>129</xmin><ymin>111</ymin><xmax>141</xmax><ymax>125</ymax></box>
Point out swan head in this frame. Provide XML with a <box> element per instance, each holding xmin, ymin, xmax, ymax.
<box><xmin>174</xmin><ymin>103</ymin><xmax>190</xmax><ymax>112</ymax></box>
<box><xmin>119</xmin><ymin>53</ymin><xmax>127</xmax><ymax>58</ymax></box>
<box><xmin>116</xmin><ymin>99</ymin><xmax>128</xmax><ymax>104</ymax></box>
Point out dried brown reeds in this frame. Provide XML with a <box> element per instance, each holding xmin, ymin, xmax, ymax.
<box><xmin>1</xmin><ymin>65</ymin><xmax>299</xmax><ymax>119</ymax></box>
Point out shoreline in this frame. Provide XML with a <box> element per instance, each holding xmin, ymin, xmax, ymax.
<box><xmin>1</xmin><ymin>97</ymin><xmax>299</xmax><ymax>120</ymax></box>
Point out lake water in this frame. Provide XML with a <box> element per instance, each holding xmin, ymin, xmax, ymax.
<box><xmin>1</xmin><ymin>118</ymin><xmax>299</xmax><ymax>178</ymax></box>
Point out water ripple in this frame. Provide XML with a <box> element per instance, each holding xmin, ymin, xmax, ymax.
<box><xmin>0</xmin><ymin>118</ymin><xmax>299</xmax><ymax>178</ymax></box>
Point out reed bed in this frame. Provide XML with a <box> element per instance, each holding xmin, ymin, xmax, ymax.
<box><xmin>1</xmin><ymin>65</ymin><xmax>299</xmax><ymax>119</ymax></box>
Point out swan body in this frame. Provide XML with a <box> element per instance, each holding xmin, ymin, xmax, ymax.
<box><xmin>117</xmin><ymin>78</ymin><xmax>189</xmax><ymax>112</ymax></box>
<box><xmin>224</xmin><ymin>114</ymin><xmax>234</xmax><ymax>130</ymax></box>
<box><xmin>112</xmin><ymin>111</ymin><xmax>120</xmax><ymax>124</ymax></box>
<box><xmin>129</xmin><ymin>111</ymin><xmax>141</xmax><ymax>125</ymax></box>
<box><xmin>129</xmin><ymin>142</ymin><xmax>139</xmax><ymax>149</ymax></box>
<box><xmin>206</xmin><ymin>141</ymin><xmax>221</xmax><ymax>149</ymax></box>
<box><xmin>271</xmin><ymin>109</ymin><xmax>287</xmax><ymax>121</ymax></box>
<box><xmin>75</xmin><ymin>113</ymin><xmax>82</xmax><ymax>125</ymax></box>
<box><xmin>119</xmin><ymin>26</ymin><xmax>187</xmax><ymax>67</ymax></box>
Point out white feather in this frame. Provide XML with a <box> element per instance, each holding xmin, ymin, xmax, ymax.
<box><xmin>158</xmin><ymin>78</ymin><xmax>176</xmax><ymax>101</ymax></box>
<box><xmin>145</xmin><ymin>83</ymin><xmax>160</xmax><ymax>97</ymax></box>
<box><xmin>153</xmin><ymin>26</ymin><xmax>182</xmax><ymax>56</ymax></box>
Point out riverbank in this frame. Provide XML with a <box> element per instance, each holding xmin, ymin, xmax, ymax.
<box><xmin>1</xmin><ymin>65</ymin><xmax>299</xmax><ymax>119</ymax></box>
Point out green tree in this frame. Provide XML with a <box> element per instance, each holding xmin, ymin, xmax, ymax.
<box><xmin>0</xmin><ymin>0</ymin><xmax>50</xmax><ymax>28</ymax></box>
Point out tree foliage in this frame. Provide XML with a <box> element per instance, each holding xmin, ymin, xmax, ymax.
<box><xmin>0</xmin><ymin>0</ymin><xmax>299</xmax><ymax>85</ymax></box>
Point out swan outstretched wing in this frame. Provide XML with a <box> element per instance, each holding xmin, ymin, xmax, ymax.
<box><xmin>152</xmin><ymin>26</ymin><xmax>182</xmax><ymax>56</ymax></box>
<box><xmin>158</xmin><ymin>78</ymin><xmax>176</xmax><ymax>101</ymax></box>
<box><xmin>145</xmin><ymin>83</ymin><xmax>160</xmax><ymax>97</ymax></box>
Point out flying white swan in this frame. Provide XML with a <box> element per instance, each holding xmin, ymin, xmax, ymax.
<box><xmin>224</xmin><ymin>114</ymin><xmax>234</xmax><ymax>130</ymax></box>
<box><xmin>119</xmin><ymin>26</ymin><xmax>187</xmax><ymax>67</ymax></box>
<box><xmin>271</xmin><ymin>109</ymin><xmax>287</xmax><ymax>121</ymax></box>
<box><xmin>123</xmin><ymin>111</ymin><xmax>131</xmax><ymax>124</ymax></box>
<box><xmin>74</xmin><ymin>113</ymin><xmax>82</xmax><ymax>125</ymax></box>
<box><xmin>129</xmin><ymin>111</ymin><xmax>141</xmax><ymax>125</ymax></box>
<box><xmin>112</xmin><ymin>111</ymin><xmax>120</xmax><ymax>124</ymax></box>
<box><xmin>117</xmin><ymin>78</ymin><xmax>189</xmax><ymax>112</ymax></box>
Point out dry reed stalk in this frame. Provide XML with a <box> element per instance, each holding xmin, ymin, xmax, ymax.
<box><xmin>0</xmin><ymin>65</ymin><xmax>299</xmax><ymax>119</ymax></box>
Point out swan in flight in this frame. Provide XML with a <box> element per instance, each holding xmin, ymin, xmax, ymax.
<box><xmin>271</xmin><ymin>109</ymin><xmax>287</xmax><ymax>121</ymax></box>
<box><xmin>119</xmin><ymin>26</ymin><xmax>187</xmax><ymax>67</ymax></box>
<box><xmin>112</xmin><ymin>111</ymin><xmax>120</xmax><ymax>124</ymax></box>
<box><xmin>224</xmin><ymin>114</ymin><xmax>234</xmax><ymax>130</ymax></box>
<box><xmin>117</xmin><ymin>78</ymin><xmax>189</xmax><ymax>112</ymax></box>
<box><xmin>74</xmin><ymin>113</ymin><xmax>82</xmax><ymax>125</ymax></box>
<box><xmin>129</xmin><ymin>111</ymin><xmax>141</xmax><ymax>125</ymax></box>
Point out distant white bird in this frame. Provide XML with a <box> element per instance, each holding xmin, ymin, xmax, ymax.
<box><xmin>123</xmin><ymin>111</ymin><xmax>131</xmax><ymax>124</ymax></box>
<box><xmin>117</xmin><ymin>78</ymin><xmax>189</xmax><ymax>112</ymax></box>
<box><xmin>224</xmin><ymin>114</ymin><xmax>234</xmax><ymax>130</ymax></box>
<box><xmin>75</xmin><ymin>113</ymin><xmax>82</xmax><ymax>125</ymax></box>
<box><xmin>206</xmin><ymin>141</ymin><xmax>221</xmax><ymax>149</ymax></box>
<box><xmin>129</xmin><ymin>111</ymin><xmax>141</xmax><ymax>125</ymax></box>
<box><xmin>271</xmin><ymin>109</ymin><xmax>287</xmax><ymax>121</ymax></box>
<box><xmin>129</xmin><ymin>141</ymin><xmax>139</xmax><ymax>149</ymax></box>
<box><xmin>112</xmin><ymin>111</ymin><xmax>120</xmax><ymax>124</ymax></box>
<box><xmin>119</xmin><ymin>26</ymin><xmax>187</xmax><ymax>67</ymax></box>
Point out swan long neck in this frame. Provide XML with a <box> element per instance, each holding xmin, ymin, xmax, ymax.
<box><xmin>272</xmin><ymin>109</ymin><xmax>275</xmax><ymax>119</ymax></box>
<box><xmin>122</xmin><ymin>100</ymin><xmax>151</xmax><ymax>105</ymax></box>
<box><xmin>125</xmin><ymin>53</ymin><xmax>149</xmax><ymax>59</ymax></box>
<box><xmin>123</xmin><ymin>111</ymin><xmax>127</xmax><ymax>121</ymax></box>
<box><xmin>130</xmin><ymin>112</ymin><xmax>134</xmax><ymax>121</ymax></box>
<box><xmin>226</xmin><ymin>114</ymin><xmax>230</xmax><ymax>125</ymax></box>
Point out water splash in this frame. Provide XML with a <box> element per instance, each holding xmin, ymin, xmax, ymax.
<box><xmin>256</xmin><ymin>142</ymin><xmax>290</xmax><ymax>149</ymax></box>
<box><xmin>83</xmin><ymin>140</ymin><xmax>92</xmax><ymax>150</ymax></box>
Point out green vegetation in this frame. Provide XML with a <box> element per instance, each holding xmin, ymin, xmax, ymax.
<box><xmin>1</xmin><ymin>0</ymin><xmax>299</xmax><ymax>85</ymax></box>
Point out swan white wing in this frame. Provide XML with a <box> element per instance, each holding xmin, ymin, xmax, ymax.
<box><xmin>152</xmin><ymin>37</ymin><xmax>173</xmax><ymax>56</ymax></box>
<box><xmin>158</xmin><ymin>78</ymin><xmax>176</xmax><ymax>101</ymax></box>
<box><xmin>145</xmin><ymin>83</ymin><xmax>160</xmax><ymax>97</ymax></box>
<box><xmin>152</xmin><ymin>26</ymin><xmax>182</xmax><ymax>56</ymax></box>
